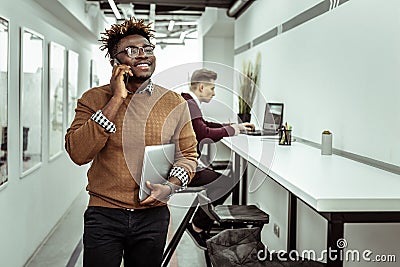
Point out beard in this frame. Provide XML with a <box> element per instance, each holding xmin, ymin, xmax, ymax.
<box><xmin>133</xmin><ymin>73</ymin><xmax>151</xmax><ymax>81</ymax></box>
<box><xmin>131</xmin><ymin>60</ymin><xmax>155</xmax><ymax>82</ymax></box>
<box><xmin>131</xmin><ymin>65</ymin><xmax>155</xmax><ymax>82</ymax></box>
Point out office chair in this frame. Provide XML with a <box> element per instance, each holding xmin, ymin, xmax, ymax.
<box><xmin>197</xmin><ymin>190</ymin><xmax>269</xmax><ymax>229</ymax></box>
<box><xmin>162</xmin><ymin>188</ymin><xmax>269</xmax><ymax>267</ymax></box>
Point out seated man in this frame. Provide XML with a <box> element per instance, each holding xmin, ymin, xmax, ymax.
<box><xmin>182</xmin><ymin>68</ymin><xmax>254</xmax><ymax>249</ymax></box>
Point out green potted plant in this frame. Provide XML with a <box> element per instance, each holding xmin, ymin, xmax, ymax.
<box><xmin>238</xmin><ymin>52</ymin><xmax>261</xmax><ymax>122</ymax></box>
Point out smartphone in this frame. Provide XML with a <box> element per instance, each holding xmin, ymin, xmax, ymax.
<box><xmin>113</xmin><ymin>58</ymin><xmax>129</xmax><ymax>84</ymax></box>
<box><xmin>113</xmin><ymin>58</ymin><xmax>122</xmax><ymax>66</ymax></box>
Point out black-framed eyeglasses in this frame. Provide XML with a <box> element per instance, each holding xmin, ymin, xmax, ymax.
<box><xmin>115</xmin><ymin>45</ymin><xmax>155</xmax><ymax>58</ymax></box>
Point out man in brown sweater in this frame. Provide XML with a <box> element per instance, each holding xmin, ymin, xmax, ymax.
<box><xmin>65</xmin><ymin>18</ymin><xmax>197</xmax><ymax>267</ymax></box>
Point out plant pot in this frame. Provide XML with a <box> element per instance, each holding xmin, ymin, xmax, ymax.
<box><xmin>237</xmin><ymin>113</ymin><xmax>251</xmax><ymax>123</ymax></box>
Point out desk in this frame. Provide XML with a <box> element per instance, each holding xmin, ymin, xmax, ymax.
<box><xmin>221</xmin><ymin>135</ymin><xmax>400</xmax><ymax>267</ymax></box>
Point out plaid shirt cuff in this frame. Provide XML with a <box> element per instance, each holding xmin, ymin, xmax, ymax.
<box><xmin>90</xmin><ymin>110</ymin><xmax>116</xmax><ymax>133</ymax></box>
<box><xmin>169</xmin><ymin>166</ymin><xmax>189</xmax><ymax>189</ymax></box>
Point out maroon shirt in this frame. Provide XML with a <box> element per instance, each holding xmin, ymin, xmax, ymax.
<box><xmin>181</xmin><ymin>93</ymin><xmax>235</xmax><ymax>155</ymax></box>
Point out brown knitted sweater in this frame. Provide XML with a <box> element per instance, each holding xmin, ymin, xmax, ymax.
<box><xmin>65</xmin><ymin>84</ymin><xmax>198</xmax><ymax>209</ymax></box>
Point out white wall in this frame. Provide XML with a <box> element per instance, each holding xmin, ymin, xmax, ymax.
<box><xmin>236</xmin><ymin>0</ymin><xmax>400</xmax><ymax>166</ymax></box>
<box><xmin>0</xmin><ymin>1</ymin><xmax>96</xmax><ymax>266</ymax></box>
<box><xmin>203</xmin><ymin>36</ymin><xmax>235</xmax><ymax>123</ymax></box>
<box><xmin>234</xmin><ymin>0</ymin><xmax>321</xmax><ymax>48</ymax></box>
<box><xmin>234</xmin><ymin>0</ymin><xmax>400</xmax><ymax>266</ymax></box>
<box><xmin>196</xmin><ymin>9</ymin><xmax>236</xmax><ymax>160</ymax></box>
<box><xmin>247</xmin><ymin>163</ymin><xmax>290</xmax><ymax>251</ymax></box>
<box><xmin>154</xmin><ymin>39</ymin><xmax>201</xmax><ymax>79</ymax></box>
<box><xmin>197</xmin><ymin>9</ymin><xmax>236</xmax><ymax>124</ymax></box>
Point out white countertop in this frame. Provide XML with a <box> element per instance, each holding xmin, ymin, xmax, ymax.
<box><xmin>221</xmin><ymin>135</ymin><xmax>400</xmax><ymax>212</ymax></box>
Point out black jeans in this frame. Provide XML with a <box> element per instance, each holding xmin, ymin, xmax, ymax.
<box><xmin>189</xmin><ymin>168</ymin><xmax>234</xmax><ymax>231</ymax></box>
<box><xmin>83</xmin><ymin>205</ymin><xmax>170</xmax><ymax>267</ymax></box>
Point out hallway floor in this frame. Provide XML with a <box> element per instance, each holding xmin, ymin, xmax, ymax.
<box><xmin>24</xmin><ymin>189</ymin><xmax>206</xmax><ymax>267</ymax></box>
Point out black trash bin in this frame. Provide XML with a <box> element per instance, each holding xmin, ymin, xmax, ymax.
<box><xmin>206</xmin><ymin>227</ymin><xmax>326</xmax><ymax>267</ymax></box>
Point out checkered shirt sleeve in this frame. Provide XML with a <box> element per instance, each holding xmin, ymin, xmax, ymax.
<box><xmin>90</xmin><ymin>110</ymin><xmax>116</xmax><ymax>133</ymax></box>
<box><xmin>169</xmin><ymin>166</ymin><xmax>189</xmax><ymax>189</ymax></box>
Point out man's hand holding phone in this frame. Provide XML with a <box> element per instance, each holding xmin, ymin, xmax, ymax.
<box><xmin>110</xmin><ymin>58</ymin><xmax>133</xmax><ymax>99</ymax></box>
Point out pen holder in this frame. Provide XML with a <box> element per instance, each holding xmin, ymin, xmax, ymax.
<box><xmin>321</xmin><ymin>131</ymin><xmax>332</xmax><ymax>155</ymax></box>
<box><xmin>279</xmin><ymin>129</ymin><xmax>292</xmax><ymax>146</ymax></box>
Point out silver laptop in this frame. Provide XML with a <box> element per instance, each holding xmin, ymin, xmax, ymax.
<box><xmin>139</xmin><ymin>143</ymin><xmax>175</xmax><ymax>201</ymax></box>
<box><xmin>244</xmin><ymin>103</ymin><xmax>284</xmax><ymax>136</ymax></box>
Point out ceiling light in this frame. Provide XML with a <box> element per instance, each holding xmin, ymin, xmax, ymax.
<box><xmin>154</xmin><ymin>32</ymin><xmax>168</xmax><ymax>38</ymax></box>
<box><xmin>118</xmin><ymin>3</ymin><xmax>135</xmax><ymax>19</ymax></box>
<box><xmin>149</xmin><ymin>4</ymin><xmax>156</xmax><ymax>30</ymax></box>
<box><xmin>108</xmin><ymin>0</ymin><xmax>122</xmax><ymax>20</ymax></box>
<box><xmin>168</xmin><ymin>20</ymin><xmax>175</xmax><ymax>32</ymax></box>
<box><xmin>179</xmin><ymin>32</ymin><xmax>186</xmax><ymax>42</ymax></box>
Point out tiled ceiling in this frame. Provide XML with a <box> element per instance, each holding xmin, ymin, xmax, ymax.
<box><xmin>85</xmin><ymin>0</ymin><xmax>253</xmax><ymax>45</ymax></box>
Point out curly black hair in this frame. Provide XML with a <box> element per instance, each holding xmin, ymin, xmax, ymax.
<box><xmin>99</xmin><ymin>17</ymin><xmax>155</xmax><ymax>58</ymax></box>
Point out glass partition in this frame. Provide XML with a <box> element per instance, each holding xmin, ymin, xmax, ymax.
<box><xmin>20</xmin><ymin>28</ymin><xmax>44</xmax><ymax>176</ymax></box>
<box><xmin>48</xmin><ymin>42</ymin><xmax>65</xmax><ymax>160</ymax></box>
<box><xmin>0</xmin><ymin>17</ymin><xmax>9</xmax><ymax>186</ymax></box>
<box><xmin>67</xmin><ymin>50</ymin><xmax>79</xmax><ymax>126</ymax></box>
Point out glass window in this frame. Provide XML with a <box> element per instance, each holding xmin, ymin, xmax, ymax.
<box><xmin>48</xmin><ymin>42</ymin><xmax>65</xmax><ymax>160</ymax></box>
<box><xmin>67</xmin><ymin>50</ymin><xmax>79</xmax><ymax>126</ymax></box>
<box><xmin>0</xmin><ymin>17</ymin><xmax>9</xmax><ymax>186</ymax></box>
<box><xmin>20</xmin><ymin>28</ymin><xmax>44</xmax><ymax>176</ymax></box>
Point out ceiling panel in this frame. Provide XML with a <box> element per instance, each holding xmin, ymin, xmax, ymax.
<box><xmin>86</xmin><ymin>0</ymin><xmax>253</xmax><ymax>46</ymax></box>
